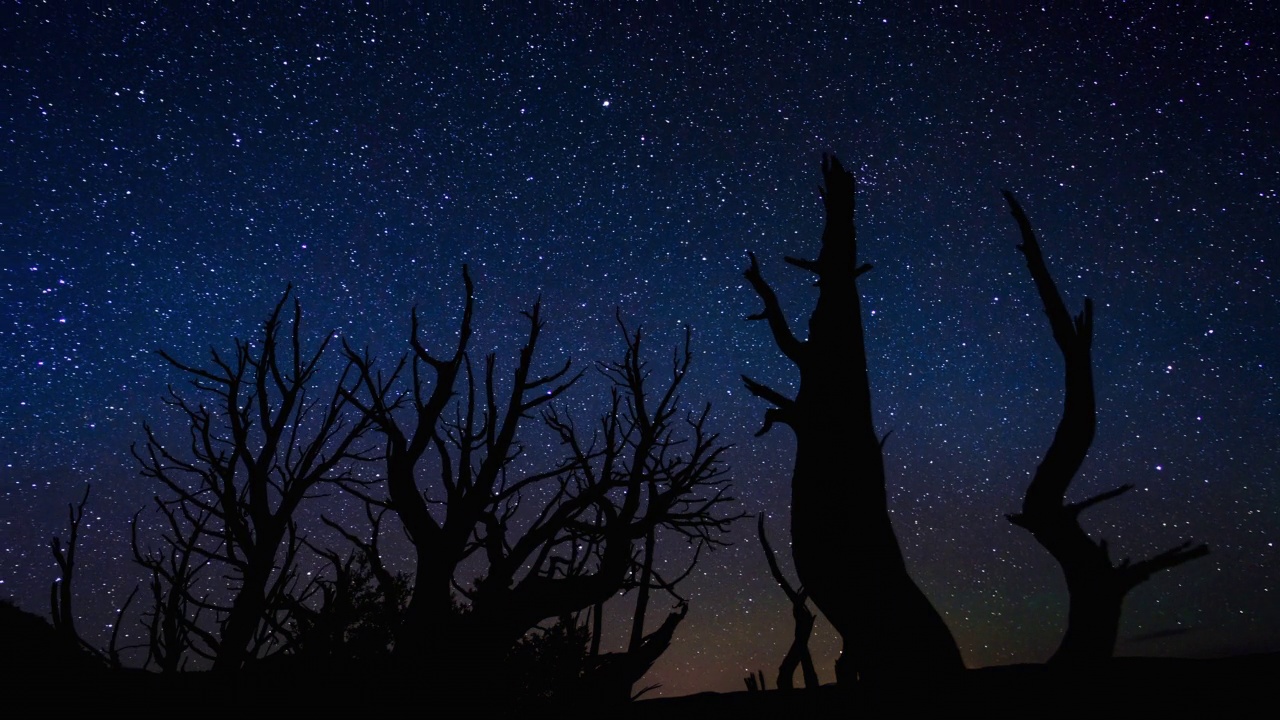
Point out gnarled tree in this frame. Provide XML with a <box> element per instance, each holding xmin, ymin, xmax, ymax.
<box><xmin>743</xmin><ymin>154</ymin><xmax>963</xmax><ymax>682</ymax></box>
<box><xmin>341</xmin><ymin>271</ymin><xmax>738</xmax><ymax>691</ymax></box>
<box><xmin>133</xmin><ymin>286</ymin><xmax>377</xmax><ymax>671</ymax></box>
<box><xmin>1002</xmin><ymin>191</ymin><xmax>1209</xmax><ymax>665</ymax></box>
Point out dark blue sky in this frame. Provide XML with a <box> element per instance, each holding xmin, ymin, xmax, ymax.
<box><xmin>2</xmin><ymin>2</ymin><xmax>1276</xmax><ymax>696</ymax></box>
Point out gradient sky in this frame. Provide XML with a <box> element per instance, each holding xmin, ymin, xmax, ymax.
<box><xmin>2</xmin><ymin>1</ymin><xmax>1276</xmax><ymax>698</ymax></box>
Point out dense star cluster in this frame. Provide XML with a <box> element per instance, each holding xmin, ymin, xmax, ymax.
<box><xmin>1</xmin><ymin>2</ymin><xmax>1275</xmax><ymax>697</ymax></box>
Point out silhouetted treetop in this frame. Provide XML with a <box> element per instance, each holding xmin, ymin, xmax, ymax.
<box><xmin>743</xmin><ymin>154</ymin><xmax>963</xmax><ymax>683</ymax></box>
<box><xmin>1002</xmin><ymin>190</ymin><xmax>1209</xmax><ymax>666</ymax></box>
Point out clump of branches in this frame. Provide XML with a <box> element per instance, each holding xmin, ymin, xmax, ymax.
<box><xmin>336</xmin><ymin>270</ymin><xmax>741</xmax><ymax>695</ymax></box>
<box><xmin>132</xmin><ymin>286</ymin><xmax>378</xmax><ymax>671</ymax></box>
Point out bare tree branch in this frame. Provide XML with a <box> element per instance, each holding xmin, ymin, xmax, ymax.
<box><xmin>743</xmin><ymin>251</ymin><xmax>805</xmax><ymax>363</ymax></box>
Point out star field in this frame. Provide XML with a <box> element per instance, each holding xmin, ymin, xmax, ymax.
<box><xmin>1</xmin><ymin>2</ymin><xmax>1276</xmax><ymax>697</ymax></box>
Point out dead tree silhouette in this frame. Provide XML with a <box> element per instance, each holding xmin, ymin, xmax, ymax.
<box><xmin>1002</xmin><ymin>191</ymin><xmax>1210</xmax><ymax>666</ymax></box>
<box><xmin>134</xmin><ymin>286</ymin><xmax>378</xmax><ymax>671</ymax></box>
<box><xmin>743</xmin><ymin>154</ymin><xmax>963</xmax><ymax>682</ymax></box>
<box><xmin>757</xmin><ymin>513</ymin><xmax>818</xmax><ymax>690</ymax></box>
<box><xmin>50</xmin><ymin>484</ymin><xmax>90</xmax><ymax>644</ymax></box>
<box><xmin>49</xmin><ymin>484</ymin><xmax>134</xmax><ymax>668</ymax></box>
<box><xmin>340</xmin><ymin>273</ymin><xmax>737</xmax><ymax>688</ymax></box>
<box><xmin>586</xmin><ymin>601</ymin><xmax>690</xmax><ymax>701</ymax></box>
<box><xmin>49</xmin><ymin>481</ymin><xmax>136</xmax><ymax>666</ymax></box>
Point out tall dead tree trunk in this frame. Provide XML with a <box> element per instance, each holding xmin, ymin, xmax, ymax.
<box><xmin>743</xmin><ymin>154</ymin><xmax>962</xmax><ymax>682</ymax></box>
<box><xmin>1002</xmin><ymin>191</ymin><xmax>1209</xmax><ymax>666</ymax></box>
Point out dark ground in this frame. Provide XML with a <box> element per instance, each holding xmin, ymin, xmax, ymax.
<box><xmin>630</xmin><ymin>655</ymin><xmax>1279</xmax><ymax>718</ymax></box>
<box><xmin>4</xmin><ymin>655</ymin><xmax>1276</xmax><ymax>718</ymax></box>
<box><xmin>4</xmin><ymin>601</ymin><xmax>1275</xmax><ymax>717</ymax></box>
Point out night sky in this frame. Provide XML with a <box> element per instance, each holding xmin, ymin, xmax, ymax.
<box><xmin>2</xmin><ymin>1</ymin><xmax>1276</xmax><ymax>698</ymax></box>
